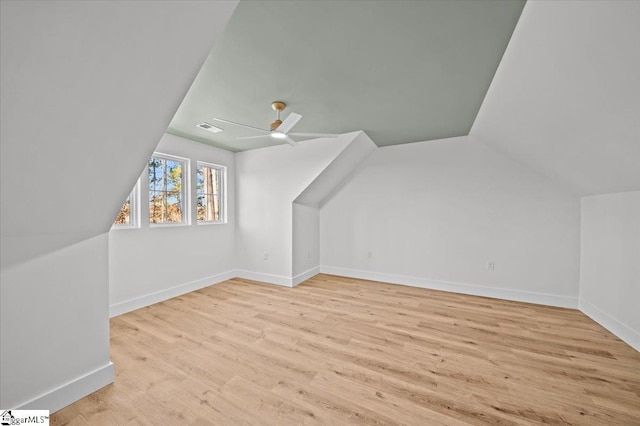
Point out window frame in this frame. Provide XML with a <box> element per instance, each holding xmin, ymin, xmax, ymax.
<box><xmin>148</xmin><ymin>152</ymin><xmax>190</xmax><ymax>227</ymax></box>
<box><xmin>111</xmin><ymin>179</ymin><xmax>140</xmax><ymax>230</ymax></box>
<box><xmin>196</xmin><ymin>161</ymin><xmax>227</xmax><ymax>225</ymax></box>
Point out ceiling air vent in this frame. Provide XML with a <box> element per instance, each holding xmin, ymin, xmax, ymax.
<box><xmin>196</xmin><ymin>122</ymin><xmax>223</xmax><ymax>133</ymax></box>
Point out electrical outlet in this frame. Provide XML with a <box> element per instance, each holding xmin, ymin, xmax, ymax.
<box><xmin>306</xmin><ymin>251</ymin><xmax>311</xmax><ymax>259</ymax></box>
<box><xmin>367</xmin><ymin>251</ymin><xmax>373</xmax><ymax>259</ymax></box>
<box><xmin>487</xmin><ymin>260</ymin><xmax>495</xmax><ymax>271</ymax></box>
<box><xmin>263</xmin><ymin>252</ymin><xmax>269</xmax><ymax>261</ymax></box>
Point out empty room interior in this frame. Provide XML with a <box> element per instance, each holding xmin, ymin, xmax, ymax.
<box><xmin>1</xmin><ymin>0</ymin><xmax>639</xmax><ymax>424</ymax></box>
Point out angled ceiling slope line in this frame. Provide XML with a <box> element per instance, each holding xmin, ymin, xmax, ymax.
<box><xmin>294</xmin><ymin>131</ymin><xmax>377</xmax><ymax>208</ymax></box>
<box><xmin>168</xmin><ymin>0</ymin><xmax>525</xmax><ymax>152</ymax></box>
<box><xmin>0</xmin><ymin>0</ymin><xmax>239</xmax><ymax>269</ymax></box>
<box><xmin>292</xmin><ymin>131</ymin><xmax>377</xmax><ymax>281</ymax></box>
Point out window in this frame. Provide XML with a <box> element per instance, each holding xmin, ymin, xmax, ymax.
<box><xmin>197</xmin><ymin>162</ymin><xmax>225</xmax><ymax>223</ymax></box>
<box><xmin>148</xmin><ymin>153</ymin><xmax>188</xmax><ymax>225</ymax></box>
<box><xmin>112</xmin><ymin>180</ymin><xmax>140</xmax><ymax>229</ymax></box>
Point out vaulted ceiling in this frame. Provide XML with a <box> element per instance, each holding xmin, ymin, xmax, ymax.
<box><xmin>472</xmin><ymin>1</ymin><xmax>640</xmax><ymax>195</ymax></box>
<box><xmin>0</xmin><ymin>0</ymin><xmax>238</xmax><ymax>267</ymax></box>
<box><xmin>168</xmin><ymin>0</ymin><xmax>525</xmax><ymax>152</ymax></box>
<box><xmin>167</xmin><ymin>0</ymin><xmax>639</xmax><ymax>196</ymax></box>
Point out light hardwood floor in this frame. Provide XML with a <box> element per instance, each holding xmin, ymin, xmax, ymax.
<box><xmin>52</xmin><ymin>274</ymin><xmax>640</xmax><ymax>425</ymax></box>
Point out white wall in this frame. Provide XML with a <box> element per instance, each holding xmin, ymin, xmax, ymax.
<box><xmin>579</xmin><ymin>191</ymin><xmax>640</xmax><ymax>351</ymax></box>
<box><xmin>291</xmin><ymin>132</ymin><xmax>377</xmax><ymax>282</ymax></box>
<box><xmin>294</xmin><ymin>132</ymin><xmax>378</xmax><ymax>208</ymax></box>
<box><xmin>235</xmin><ymin>137</ymin><xmax>351</xmax><ymax>283</ymax></box>
<box><xmin>0</xmin><ymin>0</ymin><xmax>237</xmax><ymax>411</ymax></box>
<box><xmin>320</xmin><ymin>136</ymin><xmax>581</xmax><ymax>307</ymax></box>
<box><xmin>472</xmin><ymin>1</ymin><xmax>640</xmax><ymax>195</ymax></box>
<box><xmin>292</xmin><ymin>203</ymin><xmax>320</xmax><ymax>279</ymax></box>
<box><xmin>109</xmin><ymin>134</ymin><xmax>236</xmax><ymax>315</ymax></box>
<box><xmin>0</xmin><ymin>1</ymin><xmax>238</xmax><ymax>268</ymax></box>
<box><xmin>0</xmin><ymin>234</ymin><xmax>111</xmax><ymax>410</ymax></box>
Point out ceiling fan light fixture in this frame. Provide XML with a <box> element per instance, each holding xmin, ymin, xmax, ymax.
<box><xmin>216</xmin><ymin>101</ymin><xmax>335</xmax><ymax>147</ymax></box>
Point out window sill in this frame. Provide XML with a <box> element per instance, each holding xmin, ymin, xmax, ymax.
<box><xmin>110</xmin><ymin>225</ymin><xmax>139</xmax><ymax>231</ymax></box>
<box><xmin>197</xmin><ymin>221</ymin><xmax>227</xmax><ymax>226</ymax></box>
<box><xmin>150</xmin><ymin>222</ymin><xmax>190</xmax><ymax>228</ymax></box>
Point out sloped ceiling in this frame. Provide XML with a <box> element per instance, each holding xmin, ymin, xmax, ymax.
<box><xmin>472</xmin><ymin>1</ymin><xmax>640</xmax><ymax>195</ymax></box>
<box><xmin>168</xmin><ymin>0</ymin><xmax>525</xmax><ymax>152</ymax></box>
<box><xmin>294</xmin><ymin>132</ymin><xmax>377</xmax><ymax>208</ymax></box>
<box><xmin>0</xmin><ymin>1</ymin><xmax>238</xmax><ymax>267</ymax></box>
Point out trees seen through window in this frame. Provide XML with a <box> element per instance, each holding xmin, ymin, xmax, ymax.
<box><xmin>113</xmin><ymin>181</ymin><xmax>139</xmax><ymax>228</ymax></box>
<box><xmin>112</xmin><ymin>154</ymin><xmax>226</xmax><ymax>228</ymax></box>
<box><xmin>149</xmin><ymin>155</ymin><xmax>186</xmax><ymax>224</ymax></box>
<box><xmin>197</xmin><ymin>163</ymin><xmax>224</xmax><ymax>223</ymax></box>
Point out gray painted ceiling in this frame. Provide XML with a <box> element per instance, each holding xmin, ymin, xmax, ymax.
<box><xmin>168</xmin><ymin>0</ymin><xmax>525</xmax><ymax>152</ymax></box>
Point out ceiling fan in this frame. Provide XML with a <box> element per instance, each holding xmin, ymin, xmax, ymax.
<box><xmin>213</xmin><ymin>101</ymin><xmax>339</xmax><ymax>146</ymax></box>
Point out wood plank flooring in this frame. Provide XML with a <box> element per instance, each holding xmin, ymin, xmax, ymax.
<box><xmin>51</xmin><ymin>274</ymin><xmax>640</xmax><ymax>425</ymax></box>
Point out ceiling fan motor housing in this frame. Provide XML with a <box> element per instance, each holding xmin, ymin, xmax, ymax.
<box><xmin>270</xmin><ymin>119</ymin><xmax>283</xmax><ymax>131</ymax></box>
<box><xmin>213</xmin><ymin>100</ymin><xmax>338</xmax><ymax>146</ymax></box>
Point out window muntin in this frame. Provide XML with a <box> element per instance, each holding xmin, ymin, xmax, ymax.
<box><xmin>149</xmin><ymin>154</ymin><xmax>188</xmax><ymax>225</ymax></box>
<box><xmin>197</xmin><ymin>162</ymin><xmax>225</xmax><ymax>223</ymax></box>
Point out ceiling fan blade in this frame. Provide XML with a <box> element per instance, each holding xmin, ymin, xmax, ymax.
<box><xmin>288</xmin><ymin>132</ymin><xmax>340</xmax><ymax>138</ymax></box>
<box><xmin>213</xmin><ymin>118</ymin><xmax>270</xmax><ymax>133</ymax></box>
<box><xmin>276</xmin><ymin>112</ymin><xmax>302</xmax><ymax>133</ymax></box>
<box><xmin>236</xmin><ymin>135</ymin><xmax>272</xmax><ymax>140</ymax></box>
<box><xmin>238</xmin><ymin>134</ymin><xmax>297</xmax><ymax>145</ymax></box>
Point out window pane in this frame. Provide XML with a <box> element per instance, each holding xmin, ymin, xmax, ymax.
<box><xmin>166</xmin><ymin>160</ymin><xmax>182</xmax><ymax>193</ymax></box>
<box><xmin>197</xmin><ymin>166</ymin><xmax>204</xmax><ymax>190</ymax></box>
<box><xmin>148</xmin><ymin>158</ymin><xmax>164</xmax><ymax>191</ymax></box>
<box><xmin>149</xmin><ymin>190</ymin><xmax>166</xmax><ymax>224</ymax></box>
<box><xmin>196</xmin><ymin>164</ymin><xmax>223</xmax><ymax>222</ymax></box>
<box><xmin>208</xmin><ymin>195</ymin><xmax>219</xmax><ymax>221</ymax></box>
<box><xmin>167</xmin><ymin>202</ymin><xmax>182</xmax><ymax>222</ymax></box>
<box><xmin>197</xmin><ymin>195</ymin><xmax>206</xmax><ymax>221</ymax></box>
<box><xmin>112</xmin><ymin>180</ymin><xmax>139</xmax><ymax>228</ymax></box>
<box><xmin>149</xmin><ymin>155</ymin><xmax>185</xmax><ymax>224</ymax></box>
<box><xmin>113</xmin><ymin>198</ymin><xmax>130</xmax><ymax>225</ymax></box>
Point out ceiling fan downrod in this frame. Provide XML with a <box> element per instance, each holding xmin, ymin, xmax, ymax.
<box><xmin>270</xmin><ymin>101</ymin><xmax>286</xmax><ymax>131</ymax></box>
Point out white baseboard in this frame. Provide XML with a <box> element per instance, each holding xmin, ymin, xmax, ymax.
<box><xmin>319</xmin><ymin>265</ymin><xmax>578</xmax><ymax>309</ymax></box>
<box><xmin>234</xmin><ymin>267</ymin><xmax>320</xmax><ymax>287</ymax></box>
<box><xmin>17</xmin><ymin>362</ymin><xmax>114</xmax><ymax>413</ymax></box>
<box><xmin>234</xmin><ymin>269</ymin><xmax>293</xmax><ymax>287</ymax></box>
<box><xmin>109</xmin><ymin>271</ymin><xmax>236</xmax><ymax>317</ymax></box>
<box><xmin>292</xmin><ymin>266</ymin><xmax>320</xmax><ymax>286</ymax></box>
<box><xmin>579</xmin><ymin>298</ymin><xmax>640</xmax><ymax>352</ymax></box>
